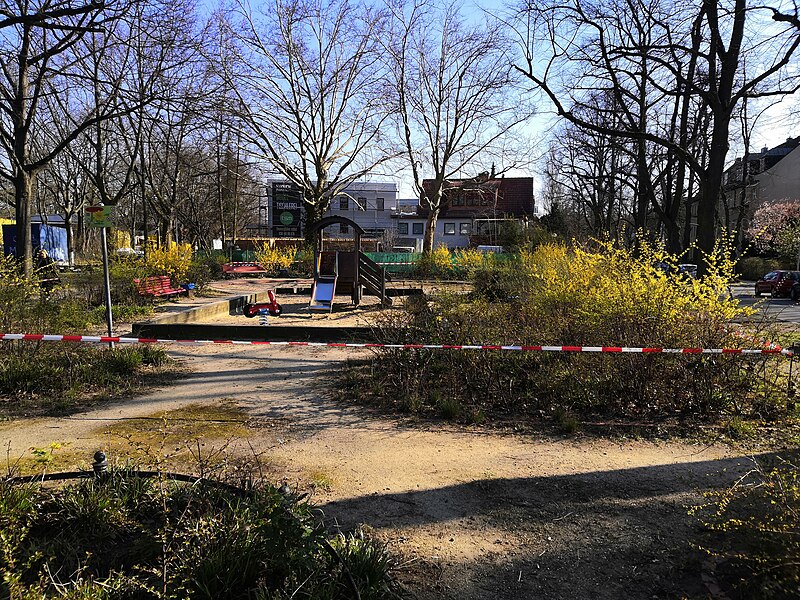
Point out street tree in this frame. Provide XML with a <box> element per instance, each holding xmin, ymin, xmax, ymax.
<box><xmin>749</xmin><ymin>200</ymin><xmax>800</xmax><ymax>269</ymax></box>
<box><xmin>226</xmin><ymin>0</ymin><xmax>394</xmax><ymax>242</ymax></box>
<box><xmin>0</xmin><ymin>0</ymin><xmax>130</xmax><ymax>274</ymax></box>
<box><xmin>514</xmin><ymin>0</ymin><xmax>800</xmax><ymax>267</ymax></box>
<box><xmin>387</xmin><ymin>0</ymin><xmax>533</xmax><ymax>253</ymax></box>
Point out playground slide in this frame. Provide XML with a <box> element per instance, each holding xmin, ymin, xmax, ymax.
<box><xmin>309</xmin><ymin>279</ymin><xmax>336</xmax><ymax>312</ymax></box>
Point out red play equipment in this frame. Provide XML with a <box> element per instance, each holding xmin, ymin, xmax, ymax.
<box><xmin>243</xmin><ymin>290</ymin><xmax>283</xmax><ymax>318</ymax></box>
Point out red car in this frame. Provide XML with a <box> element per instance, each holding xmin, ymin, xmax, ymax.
<box><xmin>754</xmin><ymin>270</ymin><xmax>800</xmax><ymax>297</ymax></box>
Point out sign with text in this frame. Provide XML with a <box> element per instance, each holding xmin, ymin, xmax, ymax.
<box><xmin>271</xmin><ymin>182</ymin><xmax>303</xmax><ymax>238</ymax></box>
<box><xmin>85</xmin><ymin>205</ymin><xmax>113</xmax><ymax>228</ymax></box>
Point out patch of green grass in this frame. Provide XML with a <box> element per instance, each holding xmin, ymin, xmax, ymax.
<box><xmin>308</xmin><ymin>469</ymin><xmax>335</xmax><ymax>491</ymax></box>
<box><xmin>97</xmin><ymin>401</ymin><xmax>251</xmax><ymax>449</ymax></box>
<box><xmin>0</xmin><ymin>345</ymin><xmax>179</xmax><ymax>417</ymax></box>
<box><xmin>724</xmin><ymin>416</ymin><xmax>757</xmax><ymax>440</ymax></box>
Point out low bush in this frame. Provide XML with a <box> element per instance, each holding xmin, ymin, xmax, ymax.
<box><xmin>414</xmin><ymin>245</ymin><xmax>454</xmax><ymax>278</ymax></box>
<box><xmin>737</xmin><ymin>256</ymin><xmax>792</xmax><ymax>281</ymax></box>
<box><xmin>143</xmin><ymin>243</ymin><xmax>194</xmax><ymax>283</ymax></box>
<box><xmin>344</xmin><ymin>240</ymin><xmax>785</xmax><ymax>423</ymax></box>
<box><xmin>0</xmin><ymin>471</ymin><xmax>400</xmax><ymax>599</ymax></box>
<box><xmin>693</xmin><ymin>457</ymin><xmax>800</xmax><ymax>598</ymax></box>
<box><xmin>0</xmin><ymin>344</ymin><xmax>172</xmax><ymax>416</ymax></box>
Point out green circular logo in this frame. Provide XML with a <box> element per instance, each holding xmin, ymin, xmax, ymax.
<box><xmin>280</xmin><ymin>211</ymin><xmax>294</xmax><ymax>225</ymax></box>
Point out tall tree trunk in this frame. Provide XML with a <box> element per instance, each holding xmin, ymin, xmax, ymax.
<box><xmin>696</xmin><ymin>115</ymin><xmax>730</xmax><ymax>269</ymax></box>
<box><xmin>13</xmin><ymin>171</ymin><xmax>33</xmax><ymax>275</ymax></box>
<box><xmin>423</xmin><ymin>210</ymin><xmax>438</xmax><ymax>253</ymax></box>
<box><xmin>304</xmin><ymin>200</ymin><xmax>322</xmax><ymax>246</ymax></box>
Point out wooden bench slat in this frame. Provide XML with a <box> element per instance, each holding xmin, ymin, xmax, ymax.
<box><xmin>134</xmin><ymin>275</ymin><xmax>185</xmax><ymax>299</ymax></box>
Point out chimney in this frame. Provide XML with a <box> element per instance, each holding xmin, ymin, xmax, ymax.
<box><xmin>491</xmin><ymin>163</ymin><xmax>496</xmax><ymax>179</ymax></box>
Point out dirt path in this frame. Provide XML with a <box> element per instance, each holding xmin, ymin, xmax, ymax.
<box><xmin>0</xmin><ymin>343</ymin><xmax>764</xmax><ymax>599</ymax></box>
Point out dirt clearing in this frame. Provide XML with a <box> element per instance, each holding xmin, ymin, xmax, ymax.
<box><xmin>0</xmin><ymin>342</ymin><xmax>767</xmax><ymax>598</ymax></box>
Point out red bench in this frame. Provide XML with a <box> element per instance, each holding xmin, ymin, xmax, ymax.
<box><xmin>134</xmin><ymin>276</ymin><xmax>185</xmax><ymax>300</ymax></box>
<box><xmin>222</xmin><ymin>262</ymin><xmax>269</xmax><ymax>277</ymax></box>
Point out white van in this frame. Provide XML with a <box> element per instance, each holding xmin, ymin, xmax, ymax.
<box><xmin>476</xmin><ymin>245</ymin><xmax>504</xmax><ymax>253</ymax></box>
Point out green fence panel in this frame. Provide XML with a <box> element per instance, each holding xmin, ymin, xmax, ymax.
<box><xmin>365</xmin><ymin>252</ymin><xmax>422</xmax><ymax>274</ymax></box>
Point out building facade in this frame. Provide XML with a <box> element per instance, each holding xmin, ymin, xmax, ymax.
<box><xmin>721</xmin><ymin>136</ymin><xmax>800</xmax><ymax>247</ymax></box>
<box><xmin>393</xmin><ymin>172</ymin><xmax>536</xmax><ymax>249</ymax></box>
<box><xmin>258</xmin><ymin>180</ymin><xmax>398</xmax><ymax>240</ymax></box>
<box><xmin>324</xmin><ymin>181</ymin><xmax>398</xmax><ymax>239</ymax></box>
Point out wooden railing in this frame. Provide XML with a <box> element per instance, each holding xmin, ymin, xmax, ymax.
<box><xmin>358</xmin><ymin>252</ymin><xmax>392</xmax><ymax>306</ymax></box>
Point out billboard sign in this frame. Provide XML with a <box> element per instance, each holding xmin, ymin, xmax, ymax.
<box><xmin>271</xmin><ymin>182</ymin><xmax>303</xmax><ymax>238</ymax></box>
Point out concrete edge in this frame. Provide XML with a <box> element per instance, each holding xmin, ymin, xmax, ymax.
<box><xmin>140</xmin><ymin>292</ymin><xmax>272</xmax><ymax>326</ymax></box>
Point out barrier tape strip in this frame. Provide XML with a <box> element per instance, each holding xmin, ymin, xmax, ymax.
<box><xmin>0</xmin><ymin>333</ymin><xmax>792</xmax><ymax>356</ymax></box>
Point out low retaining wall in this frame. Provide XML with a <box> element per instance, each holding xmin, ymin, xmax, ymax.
<box><xmin>137</xmin><ymin>292</ymin><xmax>272</xmax><ymax>326</ymax></box>
<box><xmin>130</xmin><ymin>322</ymin><xmax>376</xmax><ymax>343</ymax></box>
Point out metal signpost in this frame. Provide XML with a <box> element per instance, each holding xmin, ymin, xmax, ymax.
<box><xmin>85</xmin><ymin>205</ymin><xmax>114</xmax><ymax>348</ymax></box>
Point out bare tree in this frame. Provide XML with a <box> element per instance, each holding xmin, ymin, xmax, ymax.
<box><xmin>387</xmin><ymin>0</ymin><xmax>533</xmax><ymax>253</ymax></box>
<box><xmin>514</xmin><ymin>0</ymin><xmax>800</xmax><ymax>267</ymax></box>
<box><xmin>226</xmin><ymin>0</ymin><xmax>395</xmax><ymax>242</ymax></box>
<box><xmin>0</xmin><ymin>0</ymin><xmax>129</xmax><ymax>274</ymax></box>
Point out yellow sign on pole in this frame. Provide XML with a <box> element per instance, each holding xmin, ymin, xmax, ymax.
<box><xmin>85</xmin><ymin>205</ymin><xmax>113</xmax><ymax>228</ymax></box>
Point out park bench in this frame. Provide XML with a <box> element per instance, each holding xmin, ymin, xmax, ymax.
<box><xmin>134</xmin><ymin>275</ymin><xmax>185</xmax><ymax>300</ymax></box>
<box><xmin>222</xmin><ymin>262</ymin><xmax>269</xmax><ymax>277</ymax></box>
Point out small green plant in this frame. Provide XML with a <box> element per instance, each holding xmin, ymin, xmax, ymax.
<box><xmin>553</xmin><ymin>408</ymin><xmax>579</xmax><ymax>435</ymax></box>
<box><xmin>693</xmin><ymin>457</ymin><xmax>800</xmax><ymax>598</ymax></box>
<box><xmin>435</xmin><ymin>394</ymin><xmax>462</xmax><ymax>419</ymax></box>
<box><xmin>308</xmin><ymin>470</ymin><xmax>334</xmax><ymax>491</ymax></box>
<box><xmin>724</xmin><ymin>416</ymin><xmax>757</xmax><ymax>440</ymax></box>
<box><xmin>31</xmin><ymin>442</ymin><xmax>64</xmax><ymax>466</ymax></box>
<box><xmin>0</xmin><ymin>470</ymin><xmax>401</xmax><ymax>599</ymax></box>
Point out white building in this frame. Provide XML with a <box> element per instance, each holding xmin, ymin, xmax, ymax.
<box><xmin>324</xmin><ymin>181</ymin><xmax>398</xmax><ymax>239</ymax></box>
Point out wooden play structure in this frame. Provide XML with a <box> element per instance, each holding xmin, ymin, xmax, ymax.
<box><xmin>307</xmin><ymin>217</ymin><xmax>392</xmax><ymax>313</ymax></box>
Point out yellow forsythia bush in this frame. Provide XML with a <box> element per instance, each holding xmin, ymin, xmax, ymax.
<box><xmin>254</xmin><ymin>243</ymin><xmax>296</xmax><ymax>274</ymax></box>
<box><xmin>512</xmin><ymin>239</ymin><xmax>749</xmax><ymax>346</ymax></box>
<box><xmin>416</xmin><ymin>244</ymin><xmax>455</xmax><ymax>277</ymax></box>
<box><xmin>144</xmin><ymin>243</ymin><xmax>193</xmax><ymax>283</ymax></box>
<box><xmin>452</xmin><ymin>248</ymin><xmax>495</xmax><ymax>275</ymax></box>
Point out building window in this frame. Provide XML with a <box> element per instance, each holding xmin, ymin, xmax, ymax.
<box><xmin>412</xmin><ymin>223</ymin><xmax>423</xmax><ymax>235</ymax></box>
<box><xmin>339</xmin><ymin>197</ymin><xmax>349</xmax><ymax>211</ymax></box>
<box><xmin>459</xmin><ymin>222</ymin><xmax>471</xmax><ymax>236</ymax></box>
<box><xmin>398</xmin><ymin>222</ymin><xmax>409</xmax><ymax>235</ymax></box>
<box><xmin>340</xmin><ymin>223</ymin><xmax>349</xmax><ymax>234</ymax></box>
<box><xmin>376</xmin><ymin>197</ymin><xmax>385</xmax><ymax>211</ymax></box>
<box><xmin>444</xmin><ymin>223</ymin><xmax>456</xmax><ymax>235</ymax></box>
<box><xmin>357</xmin><ymin>197</ymin><xmax>367</xmax><ymax>211</ymax></box>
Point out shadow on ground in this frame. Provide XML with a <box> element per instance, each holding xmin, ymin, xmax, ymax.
<box><xmin>317</xmin><ymin>450</ymin><xmax>798</xmax><ymax>600</ymax></box>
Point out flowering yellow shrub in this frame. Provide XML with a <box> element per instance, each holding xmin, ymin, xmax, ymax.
<box><xmin>144</xmin><ymin>243</ymin><xmax>193</xmax><ymax>283</ymax></box>
<box><xmin>430</xmin><ymin>245</ymin><xmax>452</xmax><ymax>271</ymax></box>
<box><xmin>416</xmin><ymin>245</ymin><xmax>455</xmax><ymax>277</ymax></box>
<box><xmin>254</xmin><ymin>243</ymin><xmax>296</xmax><ymax>274</ymax></box>
<box><xmin>452</xmin><ymin>248</ymin><xmax>495</xmax><ymax>274</ymax></box>
<box><xmin>512</xmin><ymin>239</ymin><xmax>749</xmax><ymax>346</ymax></box>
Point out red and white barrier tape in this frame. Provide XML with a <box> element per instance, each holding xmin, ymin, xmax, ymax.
<box><xmin>0</xmin><ymin>333</ymin><xmax>792</xmax><ymax>356</ymax></box>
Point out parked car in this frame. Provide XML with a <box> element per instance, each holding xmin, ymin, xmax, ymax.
<box><xmin>754</xmin><ymin>270</ymin><xmax>800</xmax><ymax>297</ymax></box>
<box><xmin>677</xmin><ymin>263</ymin><xmax>698</xmax><ymax>278</ymax></box>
